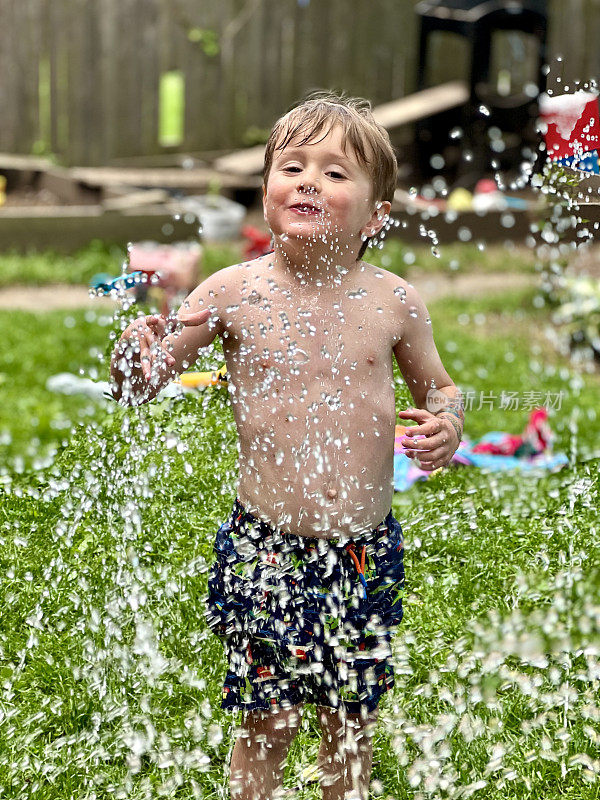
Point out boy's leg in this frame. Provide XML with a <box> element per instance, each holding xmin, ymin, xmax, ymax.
<box><xmin>316</xmin><ymin>706</ymin><xmax>378</xmax><ymax>800</ymax></box>
<box><xmin>229</xmin><ymin>704</ymin><xmax>303</xmax><ymax>800</ymax></box>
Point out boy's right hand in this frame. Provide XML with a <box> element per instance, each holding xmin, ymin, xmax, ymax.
<box><xmin>118</xmin><ymin>308</ymin><xmax>211</xmax><ymax>381</ymax></box>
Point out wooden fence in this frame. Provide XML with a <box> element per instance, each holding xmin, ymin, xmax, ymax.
<box><xmin>1</xmin><ymin>0</ymin><xmax>599</xmax><ymax>166</ymax></box>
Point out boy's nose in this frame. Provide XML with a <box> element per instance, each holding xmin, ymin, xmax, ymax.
<box><xmin>297</xmin><ymin>170</ymin><xmax>321</xmax><ymax>194</ymax></box>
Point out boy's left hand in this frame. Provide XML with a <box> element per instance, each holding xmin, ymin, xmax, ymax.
<box><xmin>397</xmin><ymin>407</ymin><xmax>460</xmax><ymax>472</ymax></box>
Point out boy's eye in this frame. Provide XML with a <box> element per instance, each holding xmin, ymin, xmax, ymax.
<box><xmin>283</xmin><ymin>165</ymin><xmax>302</xmax><ymax>173</ymax></box>
<box><xmin>327</xmin><ymin>171</ymin><xmax>346</xmax><ymax>180</ymax></box>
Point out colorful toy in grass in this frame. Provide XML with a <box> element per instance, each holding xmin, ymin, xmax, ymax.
<box><xmin>90</xmin><ymin>242</ymin><xmax>202</xmax><ymax>314</ymax></box>
<box><xmin>47</xmin><ymin>365</ymin><xmax>228</xmax><ymax>401</ymax></box>
<box><xmin>176</xmin><ymin>365</ymin><xmax>228</xmax><ymax>388</ymax></box>
<box><xmin>90</xmin><ymin>270</ymin><xmax>147</xmax><ymax>295</ymax></box>
<box><xmin>470</xmin><ymin>407</ymin><xmax>553</xmax><ymax>457</ymax></box>
<box><xmin>127</xmin><ymin>241</ymin><xmax>201</xmax><ymax>292</ymax></box>
<box><xmin>393</xmin><ymin>408</ymin><xmax>568</xmax><ymax>492</ymax></box>
<box><xmin>127</xmin><ymin>241</ymin><xmax>202</xmax><ymax>314</ymax></box>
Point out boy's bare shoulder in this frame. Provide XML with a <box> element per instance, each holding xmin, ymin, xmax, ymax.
<box><xmin>185</xmin><ymin>256</ymin><xmax>264</xmax><ymax>305</ymax></box>
<box><xmin>359</xmin><ymin>261</ymin><xmax>427</xmax><ymax>308</ymax></box>
<box><xmin>203</xmin><ymin>255</ymin><xmax>271</xmax><ymax>293</ymax></box>
<box><xmin>182</xmin><ymin>255</ymin><xmax>271</xmax><ymax>335</ymax></box>
<box><xmin>199</xmin><ymin>258</ymin><xmax>251</xmax><ymax>292</ymax></box>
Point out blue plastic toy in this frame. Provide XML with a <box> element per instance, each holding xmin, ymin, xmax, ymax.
<box><xmin>91</xmin><ymin>270</ymin><xmax>146</xmax><ymax>295</ymax></box>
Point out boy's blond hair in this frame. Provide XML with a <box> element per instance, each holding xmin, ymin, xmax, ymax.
<box><xmin>263</xmin><ymin>92</ymin><xmax>397</xmax><ymax>257</ymax></box>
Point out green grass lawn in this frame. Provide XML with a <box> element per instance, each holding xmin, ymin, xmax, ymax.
<box><xmin>0</xmin><ymin>238</ymin><xmax>536</xmax><ymax>290</ymax></box>
<box><xmin>0</xmin><ymin>241</ymin><xmax>244</xmax><ymax>288</ymax></box>
<box><xmin>0</xmin><ymin>254</ymin><xmax>599</xmax><ymax>797</ymax></box>
<box><xmin>0</xmin><ymin>241</ymin><xmax>126</xmax><ymax>288</ymax></box>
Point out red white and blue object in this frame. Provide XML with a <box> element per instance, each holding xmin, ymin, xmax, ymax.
<box><xmin>539</xmin><ymin>91</ymin><xmax>600</xmax><ymax>174</ymax></box>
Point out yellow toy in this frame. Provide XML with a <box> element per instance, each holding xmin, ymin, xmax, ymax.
<box><xmin>447</xmin><ymin>187</ymin><xmax>473</xmax><ymax>212</ymax></box>
<box><xmin>176</xmin><ymin>365</ymin><xmax>228</xmax><ymax>388</ymax></box>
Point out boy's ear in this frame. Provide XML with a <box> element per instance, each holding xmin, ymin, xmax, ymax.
<box><xmin>262</xmin><ymin>184</ymin><xmax>268</xmax><ymax>222</ymax></box>
<box><xmin>360</xmin><ymin>200</ymin><xmax>392</xmax><ymax>238</ymax></box>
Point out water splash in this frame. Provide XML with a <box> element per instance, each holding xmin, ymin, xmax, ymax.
<box><xmin>2</xmin><ymin>69</ymin><xmax>600</xmax><ymax>799</ymax></box>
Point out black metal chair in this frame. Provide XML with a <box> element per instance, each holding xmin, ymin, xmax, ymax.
<box><xmin>414</xmin><ymin>0</ymin><xmax>548</xmax><ymax>183</ymax></box>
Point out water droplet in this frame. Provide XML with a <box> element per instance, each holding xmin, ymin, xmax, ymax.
<box><xmin>430</xmin><ymin>154</ymin><xmax>445</xmax><ymax>170</ymax></box>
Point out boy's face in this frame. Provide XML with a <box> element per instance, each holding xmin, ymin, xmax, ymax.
<box><xmin>263</xmin><ymin>124</ymin><xmax>388</xmax><ymax>254</ymax></box>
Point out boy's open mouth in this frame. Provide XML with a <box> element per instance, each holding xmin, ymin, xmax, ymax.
<box><xmin>289</xmin><ymin>202</ymin><xmax>324</xmax><ymax>215</ymax></box>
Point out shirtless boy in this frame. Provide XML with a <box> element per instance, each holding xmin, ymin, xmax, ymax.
<box><xmin>111</xmin><ymin>93</ymin><xmax>464</xmax><ymax>800</ymax></box>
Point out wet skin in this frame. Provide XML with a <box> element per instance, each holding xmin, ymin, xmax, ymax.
<box><xmin>214</xmin><ymin>257</ymin><xmax>408</xmax><ymax>537</ymax></box>
<box><xmin>112</xmin><ymin>125</ymin><xmax>459</xmax><ymax>538</ymax></box>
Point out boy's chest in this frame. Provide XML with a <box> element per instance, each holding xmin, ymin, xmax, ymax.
<box><xmin>222</xmin><ymin>279</ymin><xmax>401</xmax><ymax>379</ymax></box>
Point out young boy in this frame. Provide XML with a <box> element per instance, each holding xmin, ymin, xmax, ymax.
<box><xmin>110</xmin><ymin>93</ymin><xmax>464</xmax><ymax>800</ymax></box>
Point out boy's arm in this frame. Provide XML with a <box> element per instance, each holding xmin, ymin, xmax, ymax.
<box><xmin>110</xmin><ymin>267</ymin><xmax>230</xmax><ymax>405</ymax></box>
<box><xmin>392</xmin><ymin>283</ymin><xmax>464</xmax><ymax>469</ymax></box>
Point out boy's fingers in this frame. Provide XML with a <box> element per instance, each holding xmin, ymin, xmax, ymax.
<box><xmin>139</xmin><ymin>330</ymin><xmax>156</xmax><ymax>378</ymax></box>
<box><xmin>400</xmin><ymin>424</ymin><xmax>429</xmax><ymax>440</ymax></box>
<box><xmin>403</xmin><ymin>425</ymin><xmax>447</xmax><ymax>448</ymax></box>
<box><xmin>401</xmin><ymin>414</ymin><xmax>447</xmax><ymax>437</ymax></box>
<box><xmin>403</xmin><ymin>437</ymin><xmax>429</xmax><ymax>450</ymax></box>
<box><xmin>160</xmin><ymin>342</ymin><xmax>177</xmax><ymax>366</ymax></box>
<box><xmin>398</xmin><ymin>408</ymin><xmax>431</xmax><ymax>425</ymax></box>
<box><xmin>398</xmin><ymin>407</ymin><xmax>429</xmax><ymax>417</ymax></box>
<box><xmin>415</xmin><ymin>445</ymin><xmax>446</xmax><ymax>464</ymax></box>
<box><xmin>125</xmin><ymin>317</ymin><xmax>151</xmax><ymax>345</ymax></box>
<box><xmin>414</xmin><ymin>449</ymin><xmax>447</xmax><ymax>470</ymax></box>
<box><xmin>146</xmin><ymin>315</ymin><xmax>167</xmax><ymax>338</ymax></box>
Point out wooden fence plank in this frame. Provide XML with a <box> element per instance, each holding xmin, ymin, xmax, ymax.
<box><xmin>259</xmin><ymin>0</ymin><xmax>285</xmax><ymax>128</ymax></box>
<box><xmin>84</xmin><ymin>3</ymin><xmax>104</xmax><ymax>165</ymax></box>
<box><xmin>108</xmin><ymin>0</ymin><xmax>144</xmax><ymax>160</ymax></box>
<box><xmin>183</xmin><ymin>0</ymin><xmax>218</xmax><ymax>149</ymax></box>
<box><xmin>98</xmin><ymin>0</ymin><xmax>117</xmax><ymax>165</ymax></box>
<box><xmin>6</xmin><ymin>0</ymin><xmax>25</xmax><ymax>152</ymax></box>
<box><xmin>128</xmin><ymin>0</ymin><xmax>147</xmax><ymax>157</ymax></box>
<box><xmin>219</xmin><ymin>0</ymin><xmax>242</xmax><ymax>148</ymax></box>
<box><xmin>329</xmin><ymin>0</ymin><xmax>353</xmax><ymax>96</ymax></box>
<box><xmin>3</xmin><ymin>0</ymin><xmax>31</xmax><ymax>152</ymax></box>
<box><xmin>0</xmin><ymin>2</ymin><xmax>15</xmax><ymax>151</ymax></box>
<box><xmin>235</xmin><ymin>0</ymin><xmax>265</xmax><ymax>142</ymax></box>
<box><xmin>307</xmin><ymin>0</ymin><xmax>333</xmax><ymax>93</ymax></box>
<box><xmin>279</xmin><ymin>0</ymin><xmax>296</xmax><ymax>107</ymax></box>
<box><xmin>48</xmin><ymin>0</ymin><xmax>64</xmax><ymax>156</ymax></box>
<box><xmin>387</xmin><ymin>0</ymin><xmax>415</xmax><ymax>100</ymax></box>
<box><xmin>20</xmin><ymin>0</ymin><xmax>42</xmax><ymax>153</ymax></box>
<box><xmin>139</xmin><ymin>0</ymin><xmax>160</xmax><ymax>156</ymax></box>
<box><xmin>348</xmin><ymin>0</ymin><xmax>373</xmax><ymax>99</ymax></box>
<box><xmin>70</xmin><ymin>1</ymin><xmax>89</xmax><ymax>164</ymax></box>
<box><xmin>291</xmin><ymin>0</ymin><xmax>312</xmax><ymax>101</ymax></box>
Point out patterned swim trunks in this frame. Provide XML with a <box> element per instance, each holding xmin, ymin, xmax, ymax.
<box><xmin>205</xmin><ymin>499</ymin><xmax>405</xmax><ymax>714</ymax></box>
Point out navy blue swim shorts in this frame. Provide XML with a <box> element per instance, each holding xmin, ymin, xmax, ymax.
<box><xmin>206</xmin><ymin>498</ymin><xmax>405</xmax><ymax>715</ymax></box>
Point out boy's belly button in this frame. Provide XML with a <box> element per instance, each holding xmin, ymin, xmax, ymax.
<box><xmin>326</xmin><ymin>487</ymin><xmax>338</xmax><ymax>500</ymax></box>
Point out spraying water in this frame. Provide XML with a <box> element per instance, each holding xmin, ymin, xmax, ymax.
<box><xmin>1</xmin><ymin>71</ymin><xmax>600</xmax><ymax>800</ymax></box>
